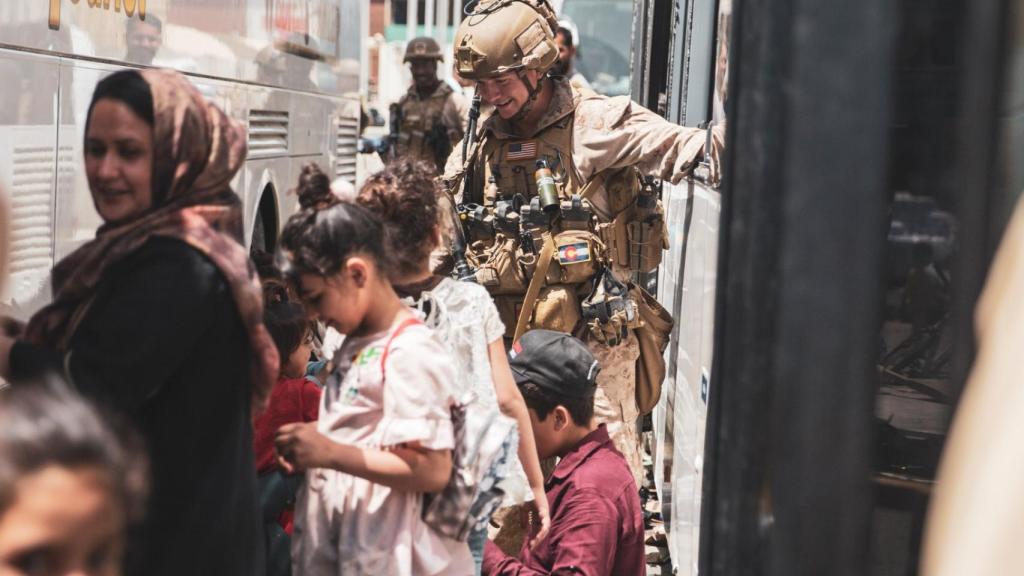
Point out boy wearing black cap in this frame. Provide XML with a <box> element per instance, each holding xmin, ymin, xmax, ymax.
<box><xmin>483</xmin><ymin>330</ymin><xmax>645</xmax><ymax>576</ymax></box>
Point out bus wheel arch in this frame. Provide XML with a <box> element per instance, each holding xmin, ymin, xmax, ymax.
<box><xmin>251</xmin><ymin>185</ymin><xmax>279</xmax><ymax>255</ymax></box>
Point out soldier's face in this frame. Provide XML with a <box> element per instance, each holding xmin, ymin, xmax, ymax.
<box><xmin>410</xmin><ymin>59</ymin><xmax>439</xmax><ymax>89</ymax></box>
<box><xmin>477</xmin><ymin>71</ymin><xmax>535</xmax><ymax>120</ymax></box>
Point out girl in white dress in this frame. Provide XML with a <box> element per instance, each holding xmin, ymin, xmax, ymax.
<box><xmin>356</xmin><ymin>160</ymin><xmax>551</xmax><ymax>574</ymax></box>
<box><xmin>274</xmin><ymin>201</ymin><xmax>472</xmax><ymax>576</ymax></box>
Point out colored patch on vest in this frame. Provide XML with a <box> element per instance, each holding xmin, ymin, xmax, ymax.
<box><xmin>506</xmin><ymin>141</ymin><xmax>538</xmax><ymax>161</ymax></box>
<box><xmin>558</xmin><ymin>242</ymin><xmax>591</xmax><ymax>264</ymax></box>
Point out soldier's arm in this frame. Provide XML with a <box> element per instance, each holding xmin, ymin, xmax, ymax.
<box><xmin>573</xmin><ymin>96</ymin><xmax>724</xmax><ymax>185</ymax></box>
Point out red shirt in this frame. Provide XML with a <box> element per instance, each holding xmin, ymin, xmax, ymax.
<box><xmin>483</xmin><ymin>425</ymin><xmax>645</xmax><ymax>575</ymax></box>
<box><xmin>253</xmin><ymin>376</ymin><xmax>321</xmax><ymax>473</ymax></box>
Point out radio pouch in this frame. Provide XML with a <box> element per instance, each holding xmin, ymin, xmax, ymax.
<box><xmin>627</xmin><ymin>196</ymin><xmax>669</xmax><ymax>273</ymax></box>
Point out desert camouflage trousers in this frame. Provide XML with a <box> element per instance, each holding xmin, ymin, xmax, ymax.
<box><xmin>589</xmin><ymin>331</ymin><xmax>644</xmax><ymax>486</ymax></box>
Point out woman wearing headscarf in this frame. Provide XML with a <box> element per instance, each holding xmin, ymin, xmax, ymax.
<box><xmin>0</xmin><ymin>69</ymin><xmax>278</xmax><ymax>576</ymax></box>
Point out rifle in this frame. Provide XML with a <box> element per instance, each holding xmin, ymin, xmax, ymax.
<box><xmin>381</xmin><ymin>102</ymin><xmax>402</xmax><ymax>160</ymax></box>
<box><xmin>425</xmin><ymin>123</ymin><xmax>453</xmax><ymax>172</ymax></box>
<box><xmin>463</xmin><ymin>94</ymin><xmax>482</xmax><ymax>205</ymax></box>
<box><xmin>450</xmin><ymin>94</ymin><xmax>483</xmax><ymax>283</ymax></box>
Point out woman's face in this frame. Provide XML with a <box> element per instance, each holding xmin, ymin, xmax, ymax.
<box><xmin>85</xmin><ymin>99</ymin><xmax>154</xmax><ymax>225</ymax></box>
<box><xmin>0</xmin><ymin>466</ymin><xmax>123</xmax><ymax>576</ymax></box>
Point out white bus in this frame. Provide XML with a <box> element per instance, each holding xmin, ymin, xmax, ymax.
<box><xmin>0</xmin><ymin>0</ymin><xmax>365</xmax><ymax>317</ymax></box>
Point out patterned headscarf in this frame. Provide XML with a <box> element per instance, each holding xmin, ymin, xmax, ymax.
<box><xmin>25</xmin><ymin>69</ymin><xmax>278</xmax><ymax>409</ymax></box>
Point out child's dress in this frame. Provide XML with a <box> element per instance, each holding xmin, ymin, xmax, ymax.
<box><xmin>291</xmin><ymin>317</ymin><xmax>472</xmax><ymax>576</ymax></box>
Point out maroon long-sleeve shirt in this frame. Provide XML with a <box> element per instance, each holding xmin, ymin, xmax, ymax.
<box><xmin>483</xmin><ymin>425</ymin><xmax>645</xmax><ymax>575</ymax></box>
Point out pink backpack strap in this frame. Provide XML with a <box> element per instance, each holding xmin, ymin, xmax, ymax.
<box><xmin>380</xmin><ymin>317</ymin><xmax>424</xmax><ymax>384</ymax></box>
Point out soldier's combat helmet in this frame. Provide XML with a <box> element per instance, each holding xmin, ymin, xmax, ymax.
<box><xmin>453</xmin><ymin>0</ymin><xmax>560</xmax><ymax>80</ymax></box>
<box><xmin>404</xmin><ymin>36</ymin><xmax>444</xmax><ymax>62</ymax></box>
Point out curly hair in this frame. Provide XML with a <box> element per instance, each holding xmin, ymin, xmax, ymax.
<box><xmin>292</xmin><ymin>163</ymin><xmax>336</xmax><ymax>211</ymax></box>
<box><xmin>355</xmin><ymin>160</ymin><xmax>444</xmax><ymax>280</ymax></box>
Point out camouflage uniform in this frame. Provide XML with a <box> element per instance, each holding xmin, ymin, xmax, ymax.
<box><xmin>395</xmin><ymin>82</ymin><xmax>468</xmax><ymax>173</ymax></box>
<box><xmin>444</xmin><ymin>1</ymin><xmax>719</xmax><ymax>552</ymax></box>
<box><xmin>445</xmin><ymin>77</ymin><xmax>720</xmax><ymax>485</ymax></box>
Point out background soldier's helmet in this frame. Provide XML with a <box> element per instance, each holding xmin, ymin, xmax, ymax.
<box><xmin>404</xmin><ymin>37</ymin><xmax>444</xmax><ymax>62</ymax></box>
<box><xmin>453</xmin><ymin>0</ymin><xmax>560</xmax><ymax>80</ymax></box>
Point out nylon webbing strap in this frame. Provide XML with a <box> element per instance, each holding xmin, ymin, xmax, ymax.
<box><xmin>513</xmin><ymin>231</ymin><xmax>556</xmax><ymax>342</ymax></box>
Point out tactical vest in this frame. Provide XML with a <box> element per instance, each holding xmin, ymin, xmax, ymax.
<box><xmin>396</xmin><ymin>84</ymin><xmax>454</xmax><ymax>171</ymax></box>
<box><xmin>459</xmin><ymin>104</ymin><xmax>668</xmax><ymax>344</ymax></box>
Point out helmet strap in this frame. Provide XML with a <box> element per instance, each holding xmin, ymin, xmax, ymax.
<box><xmin>510</xmin><ymin>70</ymin><xmax>545</xmax><ymax>123</ymax></box>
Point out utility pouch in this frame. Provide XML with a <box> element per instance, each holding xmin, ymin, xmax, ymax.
<box><xmin>627</xmin><ymin>193</ymin><xmax>669</xmax><ymax>273</ymax></box>
<box><xmin>598</xmin><ymin>215</ymin><xmax>630</xmax><ymax>268</ymax></box>
<box><xmin>494</xmin><ymin>296</ymin><xmax>521</xmax><ymax>340</ymax></box>
<box><xmin>530</xmin><ymin>285</ymin><xmax>582</xmax><ymax>334</ymax></box>
<box><xmin>581</xmin><ymin>269</ymin><xmax>641</xmax><ymax>346</ymax></box>
<box><xmin>467</xmin><ymin>235</ymin><xmax>527</xmax><ymax>295</ymax></box>
<box><xmin>631</xmin><ymin>284</ymin><xmax>674</xmax><ymax>416</ymax></box>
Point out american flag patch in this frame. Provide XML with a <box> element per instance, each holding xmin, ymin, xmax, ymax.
<box><xmin>558</xmin><ymin>242</ymin><xmax>591</xmax><ymax>264</ymax></box>
<box><xmin>505</xmin><ymin>141</ymin><xmax>538</xmax><ymax>161</ymax></box>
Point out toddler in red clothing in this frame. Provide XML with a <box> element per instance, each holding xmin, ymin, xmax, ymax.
<box><xmin>253</xmin><ymin>282</ymin><xmax>322</xmax><ymax>535</ymax></box>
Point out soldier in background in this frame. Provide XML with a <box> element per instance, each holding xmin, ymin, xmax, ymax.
<box><xmin>444</xmin><ymin>0</ymin><xmax>721</xmax><ymax>500</ymax></box>
<box><xmin>391</xmin><ymin>37</ymin><xmax>469</xmax><ymax>174</ymax></box>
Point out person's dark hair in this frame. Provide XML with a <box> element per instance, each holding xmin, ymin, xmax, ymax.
<box><xmin>262</xmin><ymin>281</ymin><xmax>309</xmax><ymax>364</ymax></box>
<box><xmin>356</xmin><ymin>160</ymin><xmax>441</xmax><ymax>280</ymax></box>
<box><xmin>86</xmin><ymin>70</ymin><xmax>155</xmax><ymax>132</ymax></box>
<box><xmin>252</xmin><ymin>249</ymin><xmax>284</xmax><ymax>282</ymax></box>
<box><xmin>556</xmin><ymin>26</ymin><xmax>574</xmax><ymax>48</ymax></box>
<box><xmin>0</xmin><ymin>382</ymin><xmax>148</xmax><ymax>522</ymax></box>
<box><xmin>279</xmin><ymin>201</ymin><xmax>390</xmax><ymax>278</ymax></box>
<box><xmin>293</xmin><ymin>163</ymin><xmax>335</xmax><ymax>210</ymax></box>
<box><xmin>518</xmin><ymin>381</ymin><xmax>594</xmax><ymax>426</ymax></box>
<box><xmin>126</xmin><ymin>14</ymin><xmax>163</xmax><ymax>34</ymax></box>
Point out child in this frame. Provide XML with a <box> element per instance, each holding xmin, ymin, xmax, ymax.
<box><xmin>483</xmin><ymin>330</ymin><xmax>645</xmax><ymax>575</ymax></box>
<box><xmin>356</xmin><ymin>160</ymin><xmax>551</xmax><ymax>573</ymax></box>
<box><xmin>252</xmin><ymin>281</ymin><xmax>322</xmax><ymax>517</ymax></box>
<box><xmin>274</xmin><ymin>202</ymin><xmax>471</xmax><ymax>575</ymax></box>
<box><xmin>0</xmin><ymin>382</ymin><xmax>147</xmax><ymax>576</ymax></box>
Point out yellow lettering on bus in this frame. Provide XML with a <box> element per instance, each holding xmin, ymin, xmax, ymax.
<box><xmin>47</xmin><ymin>0</ymin><xmax>148</xmax><ymax>30</ymax></box>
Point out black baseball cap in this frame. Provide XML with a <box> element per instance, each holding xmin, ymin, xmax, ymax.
<box><xmin>508</xmin><ymin>330</ymin><xmax>600</xmax><ymax>398</ymax></box>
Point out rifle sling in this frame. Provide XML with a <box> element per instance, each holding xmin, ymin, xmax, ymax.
<box><xmin>514</xmin><ymin>231</ymin><xmax>556</xmax><ymax>342</ymax></box>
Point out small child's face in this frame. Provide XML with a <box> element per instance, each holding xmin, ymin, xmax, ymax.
<box><xmin>0</xmin><ymin>465</ymin><xmax>124</xmax><ymax>576</ymax></box>
<box><xmin>295</xmin><ymin>264</ymin><xmax>366</xmax><ymax>336</ymax></box>
<box><xmin>284</xmin><ymin>331</ymin><xmax>313</xmax><ymax>379</ymax></box>
<box><xmin>292</xmin><ymin>270</ymin><xmax>360</xmax><ymax>334</ymax></box>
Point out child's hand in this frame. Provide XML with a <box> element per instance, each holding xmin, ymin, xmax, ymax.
<box><xmin>274</xmin><ymin>422</ymin><xmax>334</xmax><ymax>473</ymax></box>
<box><xmin>524</xmin><ymin>488</ymin><xmax>552</xmax><ymax>549</ymax></box>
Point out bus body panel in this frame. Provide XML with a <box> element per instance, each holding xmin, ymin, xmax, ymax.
<box><xmin>1</xmin><ymin>1</ymin><xmax>361</xmax><ymax>97</ymax></box>
<box><xmin>0</xmin><ymin>0</ymin><xmax>364</xmax><ymax>317</ymax></box>
<box><xmin>656</xmin><ymin>180</ymin><xmax>721</xmax><ymax>575</ymax></box>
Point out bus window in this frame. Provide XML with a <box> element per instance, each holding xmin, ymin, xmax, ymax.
<box><xmin>559</xmin><ymin>0</ymin><xmax>634</xmax><ymax>96</ymax></box>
